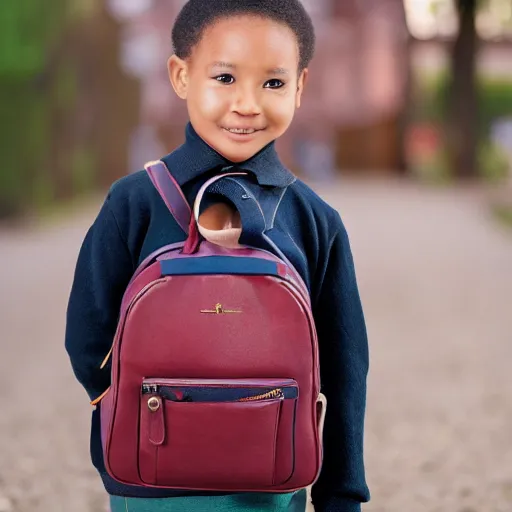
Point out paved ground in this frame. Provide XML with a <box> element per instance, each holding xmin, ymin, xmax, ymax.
<box><xmin>1</xmin><ymin>179</ymin><xmax>511</xmax><ymax>512</ymax></box>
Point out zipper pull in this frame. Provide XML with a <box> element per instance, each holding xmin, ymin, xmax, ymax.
<box><xmin>90</xmin><ymin>387</ymin><xmax>110</xmax><ymax>406</ymax></box>
<box><xmin>99</xmin><ymin>346</ymin><xmax>113</xmax><ymax>369</ymax></box>
<box><xmin>147</xmin><ymin>396</ymin><xmax>166</xmax><ymax>446</ymax></box>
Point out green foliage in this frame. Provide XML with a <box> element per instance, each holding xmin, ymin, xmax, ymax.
<box><xmin>478</xmin><ymin>140</ymin><xmax>510</xmax><ymax>182</ymax></box>
<box><xmin>0</xmin><ymin>1</ymin><xmax>67</xmax><ymax>77</ymax></box>
<box><xmin>418</xmin><ymin>72</ymin><xmax>512</xmax><ymax>138</ymax></box>
<box><xmin>0</xmin><ymin>78</ymin><xmax>51</xmax><ymax>212</ymax></box>
<box><xmin>0</xmin><ymin>2</ymin><xmax>45</xmax><ymax>76</ymax></box>
<box><xmin>0</xmin><ymin>1</ymin><xmax>74</xmax><ymax>216</ymax></box>
<box><xmin>492</xmin><ymin>204</ymin><xmax>512</xmax><ymax>228</ymax></box>
<box><xmin>71</xmin><ymin>146</ymin><xmax>97</xmax><ymax>196</ymax></box>
<box><xmin>477</xmin><ymin>80</ymin><xmax>512</xmax><ymax>134</ymax></box>
<box><xmin>413</xmin><ymin>72</ymin><xmax>512</xmax><ymax>180</ymax></box>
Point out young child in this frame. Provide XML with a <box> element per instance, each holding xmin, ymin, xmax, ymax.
<box><xmin>65</xmin><ymin>1</ymin><xmax>370</xmax><ymax>511</ymax></box>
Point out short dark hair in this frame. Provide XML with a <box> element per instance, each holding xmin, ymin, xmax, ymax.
<box><xmin>172</xmin><ymin>0</ymin><xmax>316</xmax><ymax>72</ymax></box>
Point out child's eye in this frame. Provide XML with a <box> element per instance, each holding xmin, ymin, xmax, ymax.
<box><xmin>214</xmin><ymin>74</ymin><xmax>235</xmax><ymax>85</ymax></box>
<box><xmin>264</xmin><ymin>79</ymin><xmax>285</xmax><ymax>89</ymax></box>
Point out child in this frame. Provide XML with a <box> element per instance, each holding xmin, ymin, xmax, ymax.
<box><xmin>65</xmin><ymin>1</ymin><xmax>370</xmax><ymax>511</ymax></box>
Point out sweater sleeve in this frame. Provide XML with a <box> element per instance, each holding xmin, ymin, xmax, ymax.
<box><xmin>311</xmin><ymin>214</ymin><xmax>370</xmax><ymax>512</ymax></box>
<box><xmin>65</xmin><ymin>194</ymin><xmax>134</xmax><ymax>401</ymax></box>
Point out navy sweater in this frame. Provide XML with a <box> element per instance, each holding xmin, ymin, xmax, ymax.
<box><xmin>65</xmin><ymin>123</ymin><xmax>370</xmax><ymax>511</ymax></box>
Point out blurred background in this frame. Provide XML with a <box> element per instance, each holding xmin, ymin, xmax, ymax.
<box><xmin>1</xmin><ymin>1</ymin><xmax>511</xmax><ymax>511</ymax></box>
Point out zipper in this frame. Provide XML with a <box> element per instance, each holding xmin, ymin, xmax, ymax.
<box><xmin>238</xmin><ymin>388</ymin><xmax>284</xmax><ymax>402</ymax></box>
<box><xmin>143</xmin><ymin>383</ymin><xmax>159</xmax><ymax>394</ymax></box>
<box><xmin>141</xmin><ymin>383</ymin><xmax>296</xmax><ymax>403</ymax></box>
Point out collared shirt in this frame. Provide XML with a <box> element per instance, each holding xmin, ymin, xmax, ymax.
<box><xmin>167</xmin><ymin>123</ymin><xmax>295</xmax><ymax>188</ymax></box>
<box><xmin>65</xmin><ymin>124</ymin><xmax>370</xmax><ymax>512</ymax></box>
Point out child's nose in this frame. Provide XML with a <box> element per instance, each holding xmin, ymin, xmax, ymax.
<box><xmin>233</xmin><ymin>87</ymin><xmax>262</xmax><ymax>116</ymax></box>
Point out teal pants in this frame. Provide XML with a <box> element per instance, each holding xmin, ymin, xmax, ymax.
<box><xmin>110</xmin><ymin>490</ymin><xmax>307</xmax><ymax>511</ymax></box>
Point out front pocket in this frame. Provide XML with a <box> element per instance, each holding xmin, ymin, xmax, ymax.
<box><xmin>138</xmin><ymin>378</ymin><xmax>298</xmax><ymax>489</ymax></box>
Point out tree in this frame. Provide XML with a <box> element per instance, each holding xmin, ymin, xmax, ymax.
<box><xmin>0</xmin><ymin>1</ymin><xmax>68</xmax><ymax>215</ymax></box>
<box><xmin>446</xmin><ymin>0</ymin><xmax>480</xmax><ymax>179</ymax></box>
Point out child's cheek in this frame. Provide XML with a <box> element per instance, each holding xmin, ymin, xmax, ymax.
<box><xmin>196</xmin><ymin>86</ymin><xmax>228</xmax><ymax>120</ymax></box>
<box><xmin>265</xmin><ymin>95</ymin><xmax>296</xmax><ymax>128</ymax></box>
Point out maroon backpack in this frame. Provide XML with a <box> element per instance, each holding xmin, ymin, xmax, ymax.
<box><xmin>95</xmin><ymin>161</ymin><xmax>324</xmax><ymax>492</ymax></box>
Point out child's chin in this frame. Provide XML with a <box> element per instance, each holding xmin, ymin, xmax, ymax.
<box><xmin>217</xmin><ymin>141</ymin><xmax>264</xmax><ymax>164</ymax></box>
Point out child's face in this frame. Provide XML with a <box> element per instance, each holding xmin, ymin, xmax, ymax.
<box><xmin>169</xmin><ymin>15</ymin><xmax>307</xmax><ymax>163</ymax></box>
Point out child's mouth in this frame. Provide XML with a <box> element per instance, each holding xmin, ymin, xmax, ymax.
<box><xmin>221</xmin><ymin>127</ymin><xmax>263</xmax><ymax>140</ymax></box>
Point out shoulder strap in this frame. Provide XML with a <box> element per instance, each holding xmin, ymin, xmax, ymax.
<box><xmin>144</xmin><ymin>160</ymin><xmax>191</xmax><ymax>235</ymax></box>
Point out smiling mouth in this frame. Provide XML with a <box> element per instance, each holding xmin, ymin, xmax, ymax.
<box><xmin>222</xmin><ymin>127</ymin><xmax>263</xmax><ymax>135</ymax></box>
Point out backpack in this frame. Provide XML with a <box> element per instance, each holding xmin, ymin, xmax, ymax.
<box><xmin>95</xmin><ymin>161</ymin><xmax>325</xmax><ymax>492</ymax></box>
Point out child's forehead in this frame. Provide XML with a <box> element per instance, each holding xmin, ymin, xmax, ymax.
<box><xmin>193</xmin><ymin>15</ymin><xmax>300</xmax><ymax>67</ymax></box>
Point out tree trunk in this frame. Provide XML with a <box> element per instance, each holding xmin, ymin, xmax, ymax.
<box><xmin>447</xmin><ymin>0</ymin><xmax>479</xmax><ymax>179</ymax></box>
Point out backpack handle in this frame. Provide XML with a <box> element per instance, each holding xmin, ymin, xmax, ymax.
<box><xmin>193</xmin><ymin>171</ymin><xmax>248</xmax><ymax>223</ymax></box>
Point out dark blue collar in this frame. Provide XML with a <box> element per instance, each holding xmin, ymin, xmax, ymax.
<box><xmin>161</xmin><ymin>123</ymin><xmax>295</xmax><ymax>188</ymax></box>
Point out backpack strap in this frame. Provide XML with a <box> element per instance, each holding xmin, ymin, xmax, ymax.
<box><xmin>144</xmin><ymin>160</ymin><xmax>191</xmax><ymax>235</ymax></box>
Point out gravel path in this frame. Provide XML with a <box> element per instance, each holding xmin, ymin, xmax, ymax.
<box><xmin>1</xmin><ymin>179</ymin><xmax>511</xmax><ymax>512</ymax></box>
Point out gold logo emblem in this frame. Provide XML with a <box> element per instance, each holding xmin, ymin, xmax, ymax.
<box><xmin>201</xmin><ymin>303</ymin><xmax>242</xmax><ymax>315</ymax></box>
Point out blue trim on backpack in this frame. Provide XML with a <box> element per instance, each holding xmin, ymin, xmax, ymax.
<box><xmin>160</xmin><ymin>256</ymin><xmax>279</xmax><ymax>277</ymax></box>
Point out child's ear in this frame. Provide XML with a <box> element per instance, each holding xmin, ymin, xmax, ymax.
<box><xmin>168</xmin><ymin>55</ymin><xmax>189</xmax><ymax>99</ymax></box>
<box><xmin>295</xmin><ymin>68</ymin><xmax>308</xmax><ymax>109</ymax></box>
